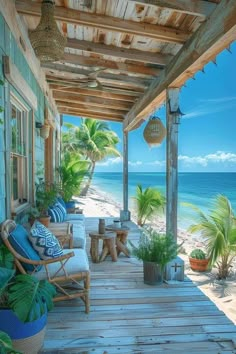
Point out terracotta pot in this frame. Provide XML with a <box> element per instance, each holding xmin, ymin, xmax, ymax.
<box><xmin>38</xmin><ymin>216</ymin><xmax>51</xmax><ymax>227</ymax></box>
<box><xmin>189</xmin><ymin>257</ymin><xmax>209</xmax><ymax>272</ymax></box>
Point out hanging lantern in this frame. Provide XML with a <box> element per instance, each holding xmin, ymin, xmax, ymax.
<box><xmin>29</xmin><ymin>0</ymin><xmax>66</xmax><ymax>62</ymax></box>
<box><xmin>143</xmin><ymin>116</ymin><xmax>166</xmax><ymax>147</ymax></box>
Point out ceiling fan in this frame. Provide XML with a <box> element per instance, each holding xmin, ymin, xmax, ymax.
<box><xmin>76</xmin><ymin>68</ymin><xmax>105</xmax><ymax>89</ymax></box>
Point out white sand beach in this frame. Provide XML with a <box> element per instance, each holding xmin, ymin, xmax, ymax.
<box><xmin>76</xmin><ymin>186</ymin><xmax>236</xmax><ymax>325</ymax></box>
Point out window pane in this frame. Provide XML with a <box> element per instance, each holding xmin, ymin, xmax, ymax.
<box><xmin>11</xmin><ymin>156</ymin><xmax>18</xmax><ymax>201</ymax></box>
<box><xmin>11</xmin><ymin>105</ymin><xmax>17</xmax><ymax>153</ymax></box>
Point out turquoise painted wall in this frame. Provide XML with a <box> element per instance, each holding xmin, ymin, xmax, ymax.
<box><xmin>0</xmin><ymin>13</ymin><xmax>52</xmax><ymax>222</ymax></box>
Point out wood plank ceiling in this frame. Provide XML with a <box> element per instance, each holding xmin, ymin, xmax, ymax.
<box><xmin>15</xmin><ymin>0</ymin><xmax>236</xmax><ymax>131</ymax></box>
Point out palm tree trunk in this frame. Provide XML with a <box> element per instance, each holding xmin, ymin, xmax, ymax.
<box><xmin>80</xmin><ymin>161</ymin><xmax>96</xmax><ymax>196</ymax></box>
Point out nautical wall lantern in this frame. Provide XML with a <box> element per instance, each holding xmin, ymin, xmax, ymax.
<box><xmin>143</xmin><ymin>116</ymin><xmax>166</xmax><ymax>147</ymax></box>
<box><xmin>29</xmin><ymin>0</ymin><xmax>66</xmax><ymax>62</ymax></box>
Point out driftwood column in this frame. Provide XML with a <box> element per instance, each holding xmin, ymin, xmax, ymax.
<box><xmin>120</xmin><ymin>130</ymin><xmax>130</xmax><ymax>221</ymax></box>
<box><xmin>166</xmin><ymin>88</ymin><xmax>181</xmax><ymax>241</ymax></box>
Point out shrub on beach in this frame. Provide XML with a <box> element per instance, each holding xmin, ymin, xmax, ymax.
<box><xmin>186</xmin><ymin>195</ymin><xmax>236</xmax><ymax>279</ymax></box>
<box><xmin>132</xmin><ymin>184</ymin><xmax>166</xmax><ymax>227</ymax></box>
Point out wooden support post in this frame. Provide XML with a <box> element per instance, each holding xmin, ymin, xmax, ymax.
<box><xmin>166</xmin><ymin>88</ymin><xmax>181</xmax><ymax>241</ymax></box>
<box><xmin>120</xmin><ymin>130</ymin><xmax>130</xmax><ymax>221</ymax></box>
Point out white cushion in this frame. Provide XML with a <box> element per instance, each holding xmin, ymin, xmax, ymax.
<box><xmin>65</xmin><ymin>214</ymin><xmax>85</xmax><ymax>222</ymax></box>
<box><xmin>71</xmin><ymin>223</ymin><xmax>86</xmax><ymax>249</ymax></box>
<box><xmin>33</xmin><ymin>249</ymin><xmax>89</xmax><ymax>281</ymax></box>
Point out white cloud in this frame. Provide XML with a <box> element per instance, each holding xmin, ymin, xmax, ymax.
<box><xmin>183</xmin><ymin>96</ymin><xmax>236</xmax><ymax>119</ymax></box>
<box><xmin>97</xmin><ymin>157</ymin><xmax>122</xmax><ymax>166</ymax></box>
<box><xmin>146</xmin><ymin>160</ymin><xmax>165</xmax><ymax>166</ymax></box>
<box><xmin>178</xmin><ymin>151</ymin><xmax>236</xmax><ymax>166</ymax></box>
<box><xmin>128</xmin><ymin>160</ymin><xmax>143</xmax><ymax>166</ymax></box>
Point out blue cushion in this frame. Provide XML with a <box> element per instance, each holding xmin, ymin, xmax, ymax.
<box><xmin>29</xmin><ymin>221</ymin><xmax>63</xmax><ymax>260</ymax></box>
<box><xmin>57</xmin><ymin>197</ymin><xmax>67</xmax><ymax>209</ymax></box>
<box><xmin>48</xmin><ymin>202</ymin><xmax>66</xmax><ymax>223</ymax></box>
<box><xmin>9</xmin><ymin>224</ymin><xmax>41</xmax><ymax>272</ymax></box>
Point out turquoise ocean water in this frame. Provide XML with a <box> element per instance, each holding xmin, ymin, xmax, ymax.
<box><xmin>91</xmin><ymin>172</ymin><xmax>236</xmax><ymax>229</ymax></box>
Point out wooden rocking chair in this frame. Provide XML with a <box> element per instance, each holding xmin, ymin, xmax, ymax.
<box><xmin>1</xmin><ymin>220</ymin><xmax>90</xmax><ymax>313</ymax></box>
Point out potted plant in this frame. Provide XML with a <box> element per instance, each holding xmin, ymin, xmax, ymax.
<box><xmin>35</xmin><ymin>180</ymin><xmax>59</xmax><ymax>226</ymax></box>
<box><xmin>0</xmin><ymin>246</ymin><xmax>56</xmax><ymax>354</ymax></box>
<box><xmin>129</xmin><ymin>227</ymin><xmax>178</xmax><ymax>285</ymax></box>
<box><xmin>189</xmin><ymin>248</ymin><xmax>209</xmax><ymax>272</ymax></box>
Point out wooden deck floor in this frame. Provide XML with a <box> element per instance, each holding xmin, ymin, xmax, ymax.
<box><xmin>41</xmin><ymin>217</ymin><xmax>236</xmax><ymax>353</ymax></box>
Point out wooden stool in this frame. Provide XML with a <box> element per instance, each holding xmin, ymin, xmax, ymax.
<box><xmin>105</xmin><ymin>225</ymin><xmax>130</xmax><ymax>257</ymax></box>
<box><xmin>89</xmin><ymin>232</ymin><xmax>117</xmax><ymax>263</ymax></box>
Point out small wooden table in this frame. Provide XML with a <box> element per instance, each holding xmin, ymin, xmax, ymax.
<box><xmin>105</xmin><ymin>224</ymin><xmax>130</xmax><ymax>257</ymax></box>
<box><xmin>89</xmin><ymin>232</ymin><xmax>117</xmax><ymax>263</ymax></box>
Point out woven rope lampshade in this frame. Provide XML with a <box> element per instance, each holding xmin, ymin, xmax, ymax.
<box><xmin>143</xmin><ymin>116</ymin><xmax>166</xmax><ymax>147</ymax></box>
<box><xmin>29</xmin><ymin>0</ymin><xmax>66</xmax><ymax>62</ymax></box>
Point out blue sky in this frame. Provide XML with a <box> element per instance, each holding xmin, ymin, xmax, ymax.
<box><xmin>63</xmin><ymin>41</ymin><xmax>236</xmax><ymax>173</ymax></box>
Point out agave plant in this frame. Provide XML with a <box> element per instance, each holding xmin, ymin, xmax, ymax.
<box><xmin>132</xmin><ymin>184</ymin><xmax>166</xmax><ymax>226</ymax></box>
<box><xmin>186</xmin><ymin>195</ymin><xmax>236</xmax><ymax>279</ymax></box>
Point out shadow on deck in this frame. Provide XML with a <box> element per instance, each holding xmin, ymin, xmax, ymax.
<box><xmin>41</xmin><ymin>217</ymin><xmax>236</xmax><ymax>353</ymax></box>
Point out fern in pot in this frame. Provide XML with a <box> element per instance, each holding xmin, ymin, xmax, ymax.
<box><xmin>130</xmin><ymin>227</ymin><xmax>178</xmax><ymax>285</ymax></box>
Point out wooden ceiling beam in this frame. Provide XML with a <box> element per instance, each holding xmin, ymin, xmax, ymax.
<box><xmin>15</xmin><ymin>0</ymin><xmax>190</xmax><ymax>44</ymax></box>
<box><xmin>67</xmin><ymin>39</ymin><xmax>173</xmax><ymax>66</ymax></box>
<box><xmin>59</xmin><ymin>108</ymin><xmax>124</xmax><ymax>122</ymax></box>
<box><xmin>61</xmin><ymin>53</ymin><xmax>162</xmax><ymax>77</ymax></box>
<box><xmin>49</xmin><ymin>84</ymin><xmax>138</xmax><ymax>103</ymax></box>
<box><xmin>53</xmin><ymin>91</ymin><xmax>133</xmax><ymax>111</ymax></box>
<box><xmin>56</xmin><ymin>101</ymin><xmax>127</xmax><ymax>115</ymax></box>
<box><xmin>42</xmin><ymin>63</ymin><xmax>152</xmax><ymax>87</ymax></box>
<box><xmin>124</xmin><ymin>0</ymin><xmax>236</xmax><ymax>132</ymax></box>
<box><xmin>130</xmin><ymin>0</ymin><xmax>217</xmax><ymax>17</ymax></box>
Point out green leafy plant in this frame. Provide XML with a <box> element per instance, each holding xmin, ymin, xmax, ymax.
<box><xmin>0</xmin><ymin>267</ymin><xmax>56</xmax><ymax>323</ymax></box>
<box><xmin>190</xmin><ymin>249</ymin><xmax>206</xmax><ymax>260</ymax></box>
<box><xmin>35</xmin><ymin>180</ymin><xmax>59</xmax><ymax>217</ymax></box>
<box><xmin>130</xmin><ymin>227</ymin><xmax>178</xmax><ymax>269</ymax></box>
<box><xmin>186</xmin><ymin>195</ymin><xmax>236</xmax><ymax>279</ymax></box>
<box><xmin>0</xmin><ymin>330</ymin><xmax>22</xmax><ymax>354</ymax></box>
<box><xmin>57</xmin><ymin>152</ymin><xmax>90</xmax><ymax>202</ymax></box>
<box><xmin>132</xmin><ymin>184</ymin><xmax>166</xmax><ymax>226</ymax></box>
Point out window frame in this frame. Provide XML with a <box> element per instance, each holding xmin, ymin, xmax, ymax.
<box><xmin>10</xmin><ymin>94</ymin><xmax>31</xmax><ymax>213</ymax></box>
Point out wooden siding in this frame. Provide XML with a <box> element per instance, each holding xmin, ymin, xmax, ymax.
<box><xmin>40</xmin><ymin>218</ymin><xmax>236</xmax><ymax>353</ymax></box>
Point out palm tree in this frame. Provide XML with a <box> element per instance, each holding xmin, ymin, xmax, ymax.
<box><xmin>133</xmin><ymin>184</ymin><xmax>166</xmax><ymax>226</ymax></box>
<box><xmin>75</xmin><ymin>118</ymin><xmax>121</xmax><ymax>196</ymax></box>
<box><xmin>187</xmin><ymin>195</ymin><xmax>236</xmax><ymax>279</ymax></box>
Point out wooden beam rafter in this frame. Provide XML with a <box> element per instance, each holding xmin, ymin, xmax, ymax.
<box><xmin>124</xmin><ymin>0</ymin><xmax>236</xmax><ymax>131</ymax></box>
<box><xmin>61</xmin><ymin>53</ymin><xmax>162</xmax><ymax>77</ymax></box>
<box><xmin>67</xmin><ymin>39</ymin><xmax>173</xmax><ymax>66</ymax></box>
<box><xmin>49</xmin><ymin>84</ymin><xmax>139</xmax><ymax>102</ymax></box>
<box><xmin>56</xmin><ymin>101</ymin><xmax>127</xmax><ymax>115</ymax></box>
<box><xmin>53</xmin><ymin>91</ymin><xmax>132</xmax><ymax>111</ymax></box>
<box><xmin>15</xmin><ymin>0</ymin><xmax>190</xmax><ymax>44</ymax></box>
<box><xmin>130</xmin><ymin>0</ymin><xmax>217</xmax><ymax>17</ymax></box>
<box><xmin>59</xmin><ymin>108</ymin><xmax>124</xmax><ymax>122</ymax></box>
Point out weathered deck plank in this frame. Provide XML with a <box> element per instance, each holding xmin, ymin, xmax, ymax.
<box><xmin>40</xmin><ymin>218</ymin><xmax>236</xmax><ymax>353</ymax></box>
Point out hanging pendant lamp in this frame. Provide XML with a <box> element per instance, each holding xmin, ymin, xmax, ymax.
<box><xmin>143</xmin><ymin>116</ymin><xmax>166</xmax><ymax>147</ymax></box>
<box><xmin>29</xmin><ymin>0</ymin><xmax>66</xmax><ymax>62</ymax></box>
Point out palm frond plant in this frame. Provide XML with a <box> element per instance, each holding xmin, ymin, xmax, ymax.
<box><xmin>132</xmin><ymin>184</ymin><xmax>166</xmax><ymax>226</ymax></box>
<box><xmin>186</xmin><ymin>195</ymin><xmax>236</xmax><ymax>279</ymax></box>
<box><xmin>57</xmin><ymin>152</ymin><xmax>90</xmax><ymax>202</ymax></box>
<box><xmin>0</xmin><ymin>330</ymin><xmax>22</xmax><ymax>354</ymax></box>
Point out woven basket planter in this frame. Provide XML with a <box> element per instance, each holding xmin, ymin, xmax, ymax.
<box><xmin>143</xmin><ymin>261</ymin><xmax>164</xmax><ymax>285</ymax></box>
<box><xmin>143</xmin><ymin>117</ymin><xmax>166</xmax><ymax>147</ymax></box>
<box><xmin>40</xmin><ymin>124</ymin><xmax>50</xmax><ymax>139</ymax></box>
<box><xmin>0</xmin><ymin>309</ymin><xmax>47</xmax><ymax>354</ymax></box>
<box><xmin>189</xmin><ymin>257</ymin><xmax>209</xmax><ymax>272</ymax></box>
